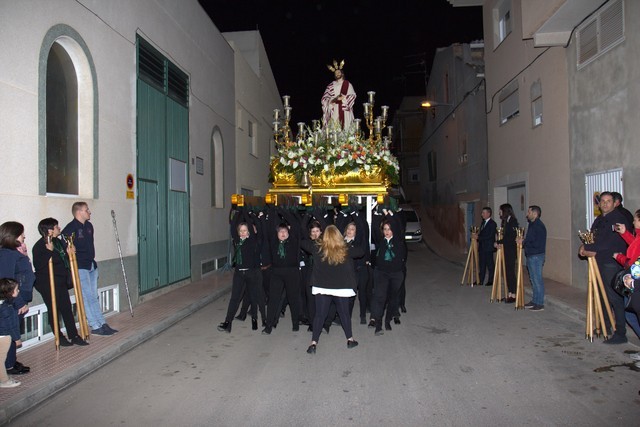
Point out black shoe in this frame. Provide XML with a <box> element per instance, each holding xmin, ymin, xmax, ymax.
<box><xmin>59</xmin><ymin>335</ymin><xmax>73</xmax><ymax>347</ymax></box>
<box><xmin>603</xmin><ymin>334</ymin><xmax>627</xmax><ymax>345</ymax></box>
<box><xmin>400</xmin><ymin>306</ymin><xmax>407</xmax><ymax>313</ymax></box>
<box><xmin>393</xmin><ymin>317</ymin><xmax>401</xmax><ymax>325</ymax></box>
<box><xmin>374</xmin><ymin>328</ymin><xmax>384</xmax><ymax>336</ymax></box>
<box><xmin>505</xmin><ymin>297</ymin><xmax>515</xmax><ymax>304</ymax></box>
<box><xmin>307</xmin><ymin>325</ymin><xmax>313</xmax><ymax>332</ymax></box>
<box><xmin>323</xmin><ymin>325</ymin><xmax>330</xmax><ymax>334</ymax></box>
<box><xmin>252</xmin><ymin>318</ymin><xmax>258</xmax><ymax>330</ymax></box>
<box><xmin>103</xmin><ymin>324</ymin><xmax>118</xmax><ymax>334</ymax></box>
<box><xmin>300</xmin><ymin>318</ymin><xmax>310</xmax><ymax>326</ymax></box>
<box><xmin>292</xmin><ymin>325</ymin><xmax>299</xmax><ymax>332</ymax></box>
<box><xmin>360</xmin><ymin>318</ymin><xmax>366</xmax><ymax>325</ymax></box>
<box><xmin>6</xmin><ymin>366</ymin><xmax>29</xmax><ymax>375</ymax></box>
<box><xmin>385</xmin><ymin>322</ymin><xmax>392</xmax><ymax>331</ymax></box>
<box><xmin>14</xmin><ymin>362</ymin><xmax>29</xmax><ymax>373</ymax></box>
<box><xmin>306</xmin><ymin>344</ymin><xmax>316</xmax><ymax>354</ymax></box>
<box><xmin>347</xmin><ymin>339</ymin><xmax>359</xmax><ymax>349</ymax></box>
<box><xmin>235</xmin><ymin>314</ymin><xmax>246</xmax><ymax>321</ymax></box>
<box><xmin>91</xmin><ymin>325</ymin><xmax>113</xmax><ymax>336</ymax></box>
<box><xmin>261</xmin><ymin>327</ymin><xmax>272</xmax><ymax>335</ymax></box>
<box><xmin>71</xmin><ymin>336</ymin><xmax>89</xmax><ymax>346</ymax></box>
<box><xmin>280</xmin><ymin>310</ymin><xmax>286</xmax><ymax>318</ymax></box>
<box><xmin>217</xmin><ymin>321</ymin><xmax>231</xmax><ymax>333</ymax></box>
<box><xmin>368</xmin><ymin>319</ymin><xmax>376</xmax><ymax>328</ymax></box>
<box><xmin>485</xmin><ymin>281</ymin><xmax>493</xmax><ymax>287</ymax></box>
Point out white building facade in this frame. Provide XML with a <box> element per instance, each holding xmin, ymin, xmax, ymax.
<box><xmin>0</xmin><ymin>0</ymin><xmax>280</xmax><ymax>329</ymax></box>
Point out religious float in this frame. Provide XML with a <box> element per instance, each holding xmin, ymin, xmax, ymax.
<box><xmin>265</xmin><ymin>60</ymin><xmax>399</xmax><ymax>214</ymax></box>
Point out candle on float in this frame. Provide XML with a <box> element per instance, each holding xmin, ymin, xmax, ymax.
<box><xmin>367</xmin><ymin>91</ymin><xmax>375</xmax><ymax>104</ymax></box>
<box><xmin>274</xmin><ymin>109</ymin><xmax>280</xmax><ymax>120</ymax></box>
<box><xmin>284</xmin><ymin>106</ymin><xmax>292</xmax><ymax>120</ymax></box>
<box><xmin>374</xmin><ymin>117</ymin><xmax>382</xmax><ymax>133</ymax></box>
<box><xmin>273</xmin><ymin>121</ymin><xmax>280</xmax><ymax>132</ymax></box>
<box><xmin>386</xmin><ymin>125</ymin><xmax>393</xmax><ymax>140</ymax></box>
<box><xmin>297</xmin><ymin>122</ymin><xmax>305</xmax><ymax>135</ymax></box>
<box><xmin>381</xmin><ymin>105</ymin><xmax>389</xmax><ymax>120</ymax></box>
<box><xmin>282</xmin><ymin>95</ymin><xmax>290</xmax><ymax>107</ymax></box>
<box><xmin>363</xmin><ymin>103</ymin><xmax>371</xmax><ymax>116</ymax></box>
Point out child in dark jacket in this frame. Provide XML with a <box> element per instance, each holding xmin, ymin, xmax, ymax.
<box><xmin>0</xmin><ymin>278</ymin><xmax>22</xmax><ymax>388</ymax></box>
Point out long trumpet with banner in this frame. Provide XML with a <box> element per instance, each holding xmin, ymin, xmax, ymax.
<box><xmin>461</xmin><ymin>226</ymin><xmax>480</xmax><ymax>286</ymax></box>
<box><xmin>578</xmin><ymin>230</ymin><xmax>616</xmax><ymax>341</ymax></box>
<box><xmin>47</xmin><ymin>237</ymin><xmax>60</xmax><ymax>350</ymax></box>
<box><xmin>514</xmin><ymin>227</ymin><xmax>526</xmax><ymax>309</ymax></box>
<box><xmin>490</xmin><ymin>227</ymin><xmax>508</xmax><ymax>303</ymax></box>
<box><xmin>65</xmin><ymin>233</ymin><xmax>90</xmax><ymax>340</ymax></box>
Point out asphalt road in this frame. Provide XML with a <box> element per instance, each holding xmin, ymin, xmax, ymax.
<box><xmin>13</xmin><ymin>243</ymin><xmax>640</xmax><ymax>426</ymax></box>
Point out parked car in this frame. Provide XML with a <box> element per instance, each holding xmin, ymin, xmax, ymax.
<box><xmin>401</xmin><ymin>206</ymin><xmax>422</xmax><ymax>243</ymax></box>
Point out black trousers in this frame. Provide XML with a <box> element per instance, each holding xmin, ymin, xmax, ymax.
<box><xmin>479</xmin><ymin>250</ymin><xmax>495</xmax><ymax>284</ymax></box>
<box><xmin>225</xmin><ymin>268</ymin><xmax>262</xmax><ymax>323</ymax></box>
<box><xmin>267</xmin><ymin>267</ymin><xmax>300</xmax><ymax>328</ymax></box>
<box><xmin>599</xmin><ymin>262</ymin><xmax>627</xmax><ymax>337</ymax></box>
<box><xmin>35</xmin><ymin>281</ymin><xmax>79</xmax><ymax>339</ymax></box>
<box><xmin>504</xmin><ymin>245</ymin><xmax>517</xmax><ymax>293</ymax></box>
<box><xmin>349</xmin><ymin>266</ymin><xmax>370</xmax><ymax>320</ymax></box>
<box><xmin>372</xmin><ymin>269</ymin><xmax>404</xmax><ymax>325</ymax></box>
<box><xmin>312</xmin><ymin>294</ymin><xmax>353</xmax><ymax>342</ymax></box>
<box><xmin>300</xmin><ymin>266</ymin><xmax>314</xmax><ymax>322</ymax></box>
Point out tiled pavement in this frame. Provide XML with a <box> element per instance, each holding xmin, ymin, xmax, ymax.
<box><xmin>0</xmin><ymin>216</ymin><xmax>638</xmax><ymax>424</ymax></box>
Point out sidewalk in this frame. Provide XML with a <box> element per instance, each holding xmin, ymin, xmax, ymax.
<box><xmin>0</xmin><ymin>270</ymin><xmax>234</xmax><ymax>425</ymax></box>
<box><xmin>420</xmin><ymin>214</ymin><xmax>640</xmax><ymax>344</ymax></box>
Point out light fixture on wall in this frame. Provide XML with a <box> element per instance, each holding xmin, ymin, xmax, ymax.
<box><xmin>420</xmin><ymin>101</ymin><xmax>452</xmax><ymax>108</ymax></box>
<box><xmin>420</xmin><ymin>100</ymin><xmax>453</xmax><ymax>118</ymax></box>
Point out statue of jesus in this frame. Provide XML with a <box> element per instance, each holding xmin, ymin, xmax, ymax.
<box><xmin>321</xmin><ymin>60</ymin><xmax>356</xmax><ymax>131</ymax></box>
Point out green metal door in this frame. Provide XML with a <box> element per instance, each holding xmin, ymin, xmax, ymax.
<box><xmin>166</xmin><ymin>98</ymin><xmax>190</xmax><ymax>283</ymax></box>
<box><xmin>136</xmin><ymin>37</ymin><xmax>190</xmax><ymax>295</ymax></box>
<box><xmin>138</xmin><ymin>179</ymin><xmax>160</xmax><ymax>292</ymax></box>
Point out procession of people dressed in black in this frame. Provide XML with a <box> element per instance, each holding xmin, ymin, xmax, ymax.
<box><xmin>217</xmin><ymin>202</ymin><xmax>411</xmax><ymax>353</ymax></box>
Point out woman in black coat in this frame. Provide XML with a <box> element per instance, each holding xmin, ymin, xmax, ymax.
<box><xmin>498</xmin><ymin>203</ymin><xmax>519</xmax><ymax>303</ymax></box>
<box><xmin>32</xmin><ymin>218</ymin><xmax>88</xmax><ymax>346</ymax></box>
<box><xmin>301</xmin><ymin>225</ymin><xmax>363</xmax><ymax>354</ymax></box>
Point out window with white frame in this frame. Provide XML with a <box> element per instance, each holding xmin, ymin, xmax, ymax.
<box><xmin>248</xmin><ymin>120</ymin><xmax>257</xmax><ymax>157</ymax></box>
<box><xmin>577</xmin><ymin>0</ymin><xmax>624</xmax><ymax>69</ymax></box>
<box><xmin>493</xmin><ymin>0</ymin><xmax>512</xmax><ymax>48</ymax></box>
<box><xmin>211</xmin><ymin>127</ymin><xmax>224</xmax><ymax>208</ymax></box>
<box><xmin>530</xmin><ymin>79</ymin><xmax>542</xmax><ymax>127</ymax></box>
<box><xmin>499</xmin><ymin>80</ymin><xmax>519</xmax><ymax>125</ymax></box>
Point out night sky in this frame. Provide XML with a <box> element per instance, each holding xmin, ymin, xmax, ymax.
<box><xmin>199</xmin><ymin>0</ymin><xmax>483</xmax><ymax>124</ymax></box>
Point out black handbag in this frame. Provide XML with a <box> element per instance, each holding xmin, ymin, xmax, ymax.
<box><xmin>613</xmin><ymin>268</ymin><xmax>632</xmax><ymax>297</ymax></box>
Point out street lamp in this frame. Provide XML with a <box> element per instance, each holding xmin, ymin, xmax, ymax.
<box><xmin>420</xmin><ymin>100</ymin><xmax>452</xmax><ymax>108</ymax></box>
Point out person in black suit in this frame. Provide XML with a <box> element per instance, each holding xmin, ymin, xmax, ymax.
<box><xmin>473</xmin><ymin>207</ymin><xmax>497</xmax><ymax>287</ymax></box>
<box><xmin>497</xmin><ymin>203</ymin><xmax>519</xmax><ymax>303</ymax></box>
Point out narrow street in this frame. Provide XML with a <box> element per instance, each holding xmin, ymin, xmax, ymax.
<box><xmin>13</xmin><ymin>243</ymin><xmax>639</xmax><ymax>426</ymax></box>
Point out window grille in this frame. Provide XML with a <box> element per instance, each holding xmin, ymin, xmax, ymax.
<box><xmin>584</xmin><ymin>168</ymin><xmax>623</xmax><ymax>228</ymax></box>
<box><xmin>577</xmin><ymin>0</ymin><xmax>624</xmax><ymax>69</ymax></box>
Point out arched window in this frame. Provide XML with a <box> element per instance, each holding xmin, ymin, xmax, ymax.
<box><xmin>211</xmin><ymin>128</ymin><xmax>224</xmax><ymax>208</ymax></box>
<box><xmin>39</xmin><ymin>25</ymin><xmax>97</xmax><ymax>197</ymax></box>
<box><xmin>46</xmin><ymin>42</ymin><xmax>78</xmax><ymax>194</ymax></box>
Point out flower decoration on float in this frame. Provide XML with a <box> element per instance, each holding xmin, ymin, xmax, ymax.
<box><xmin>269</xmin><ymin>93</ymin><xmax>399</xmax><ymax>186</ymax></box>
